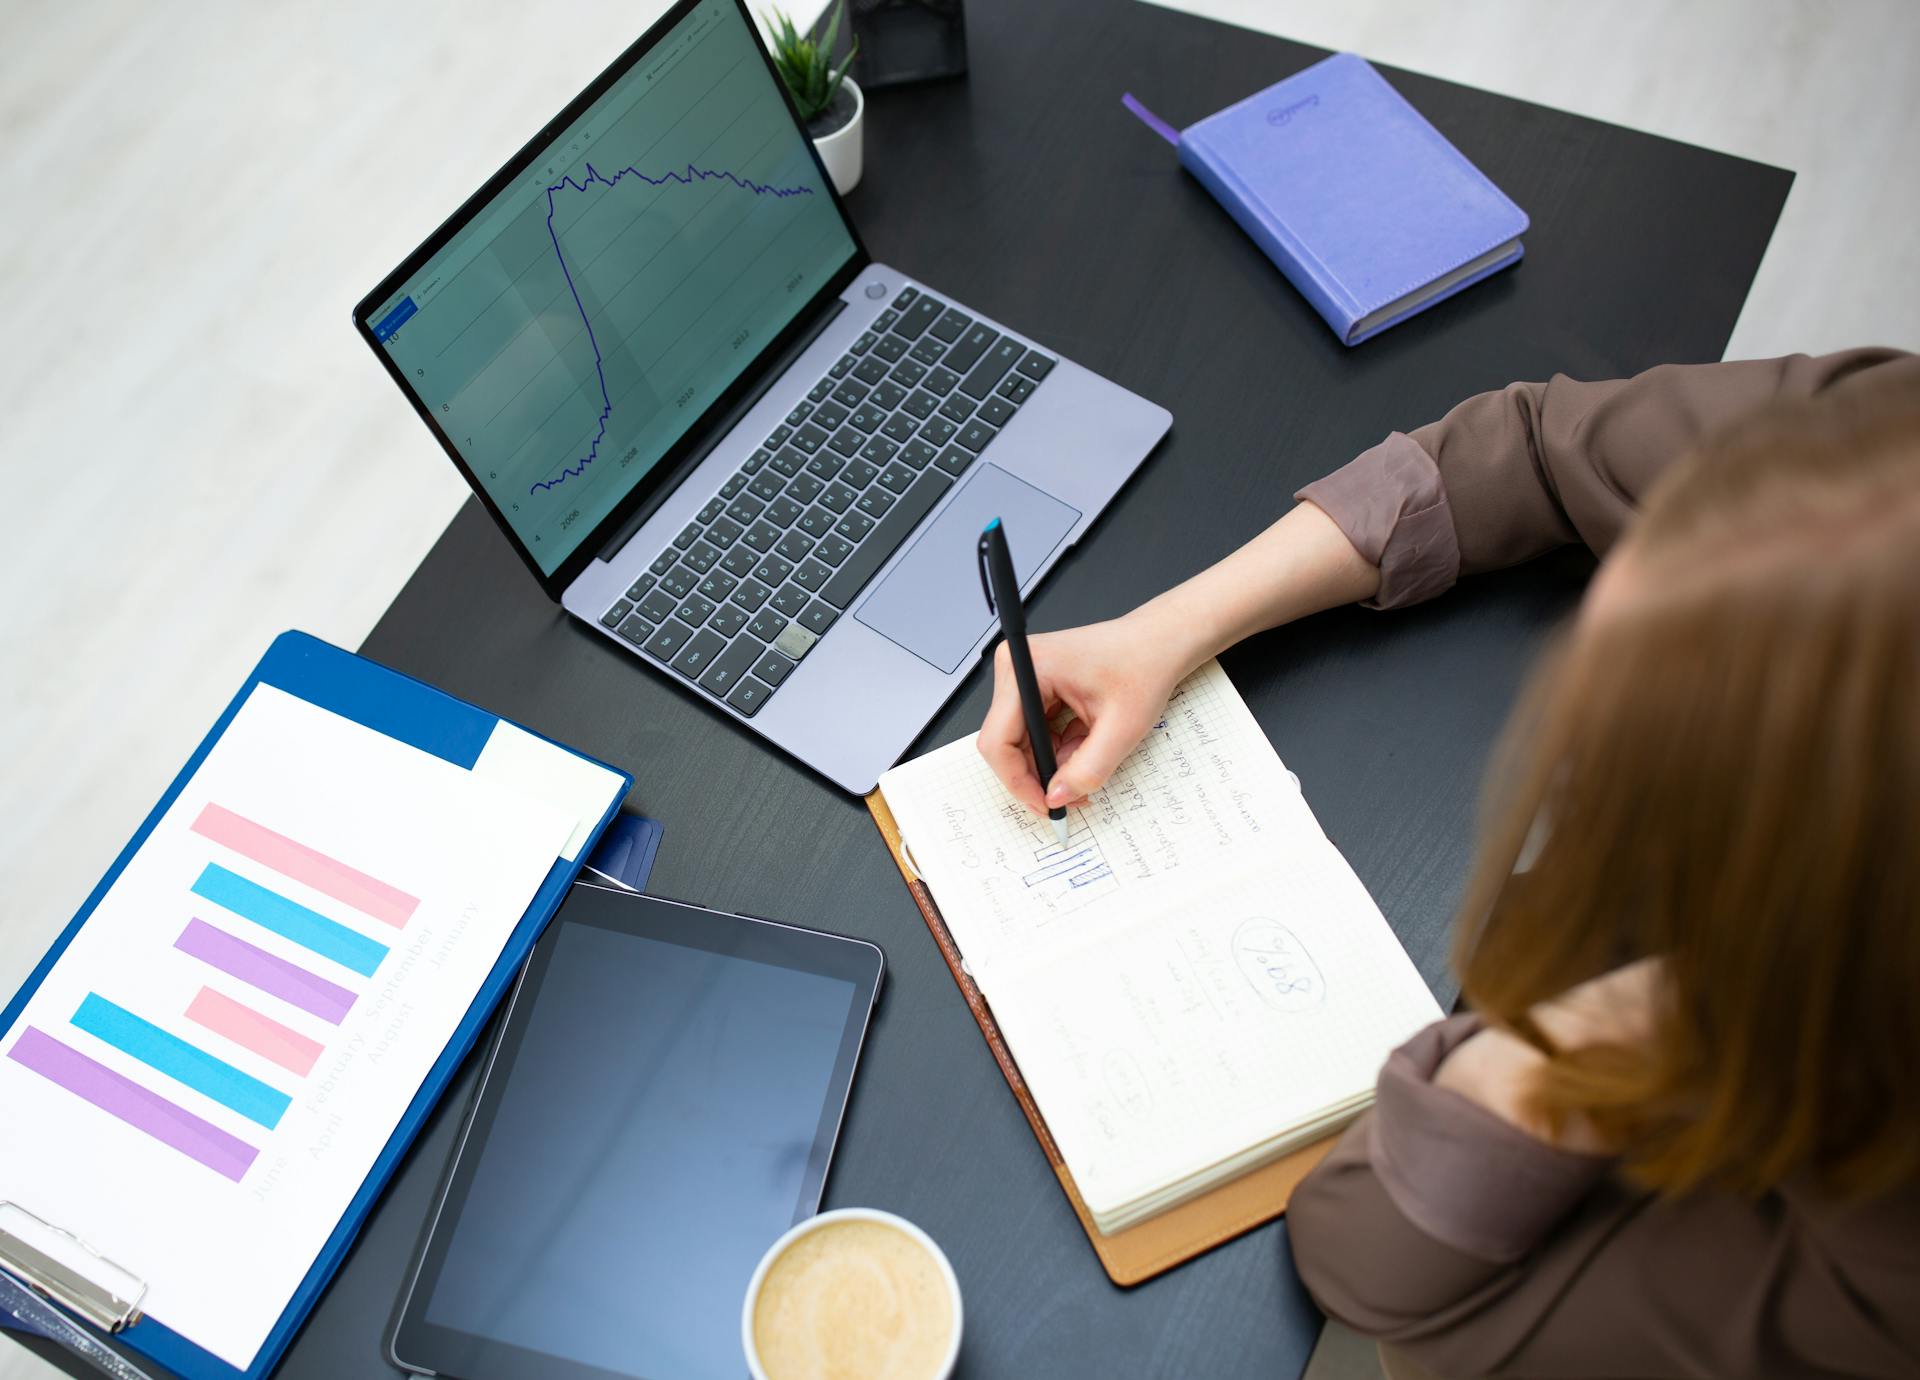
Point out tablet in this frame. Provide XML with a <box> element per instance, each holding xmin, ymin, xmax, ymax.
<box><xmin>390</xmin><ymin>884</ymin><xmax>883</xmax><ymax>1380</ymax></box>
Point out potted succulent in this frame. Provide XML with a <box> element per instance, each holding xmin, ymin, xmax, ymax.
<box><xmin>767</xmin><ymin>2</ymin><xmax>864</xmax><ymax>194</ymax></box>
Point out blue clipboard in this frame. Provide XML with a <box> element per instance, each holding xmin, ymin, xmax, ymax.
<box><xmin>0</xmin><ymin>631</ymin><xmax>632</xmax><ymax>1380</ymax></box>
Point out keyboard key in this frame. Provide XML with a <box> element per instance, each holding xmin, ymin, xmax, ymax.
<box><xmin>727</xmin><ymin>677</ymin><xmax>772</xmax><ymax>717</ymax></box>
<box><xmin>849</xmin><ymin>403</ymin><xmax>887</xmax><ymax>433</ymax></box>
<box><xmin>672</xmin><ymin>629</ymin><xmax>726</xmax><ymax>679</ymax></box>
<box><xmin>908</xmin><ymin>335</ymin><xmax>946</xmax><ymax>366</ymax></box>
<box><xmin>797</xmin><ymin>505</ymin><xmax>834</xmax><ymax>539</ymax></box>
<box><xmin>770</xmin><ymin>447</ymin><xmax>806</xmax><ymax>478</ymax></box>
<box><xmin>841</xmin><ymin>457</ymin><xmax>880</xmax><ymax>489</ymax></box>
<box><xmin>852</xmin><ymin>356</ymin><xmax>890</xmax><ymax>386</ymax></box>
<box><xmin>818</xmin><ymin>482</ymin><xmax>857</xmax><ymax>514</ymax></box>
<box><xmin>935</xmin><ymin>445</ymin><xmax>976</xmax><ymax>477</ymax></box>
<box><xmin>923</xmin><ymin>365</ymin><xmax>961</xmax><ymax>396</ymax></box>
<box><xmin>834</xmin><ymin>510</ymin><xmax>876</xmax><ymax>543</ymax></box>
<box><xmin>881</xmin><ymin>413</ymin><xmax>918</xmax><ymax>444</ymax></box>
<box><xmin>873</xmin><ymin>309</ymin><xmax>901</xmax><ymax>333</ymax></box>
<box><xmin>770</xmin><ymin>582</ymin><xmax>808</xmax><ymax>618</ymax></box>
<box><xmin>708</xmin><ymin>601</ymin><xmax>749</xmax><ymax>638</ymax></box>
<box><xmin>617</xmin><ymin>614</ymin><xmax>655</xmax><ymax>647</ymax></box>
<box><xmin>730</xmin><ymin>578</ymin><xmax>772</xmax><ymax>613</ymax></box>
<box><xmin>747</xmin><ymin>608</ymin><xmax>788</xmax><ymax>642</ymax></box>
<box><xmin>870</xmin><ymin>380</ymin><xmax>909</xmax><ymax>412</ymax></box>
<box><xmin>719</xmin><ymin>473</ymin><xmax>747</xmax><ymax>500</ymax></box>
<box><xmin>806</xmin><ymin>451</ymin><xmax>845</xmax><ymax>482</ymax></box>
<box><xmin>642</xmin><ymin>619</ymin><xmax>694</xmax><ymax>663</ymax></box>
<box><xmin>786</xmin><ymin>401</ymin><xmax>814</xmax><ymax>427</ymax></box>
<box><xmin>820</xmin><ymin>469</ymin><xmax>954</xmax><ymax>608</ymax></box>
<box><xmin>706</xmin><ymin>516</ymin><xmax>744</xmax><ymax>548</ymax></box>
<box><xmin>719</xmin><ymin>545</ymin><xmax>757</xmax><ymax>577</ymax></box>
<box><xmin>1016</xmin><ymin>349</ymin><xmax>1056</xmax><ymax>381</ymax></box>
<box><xmin>697</xmin><ymin>497</ymin><xmax>726</xmax><ymax>524</ymax></box>
<box><xmin>808</xmin><ymin>377</ymin><xmax>834</xmax><ymax>402</ymax></box>
<box><xmin>601</xmin><ymin>599</ymin><xmax>633</xmax><ymax>629</ymax></box>
<box><xmin>829</xmin><ymin>353</ymin><xmax>855</xmax><ymax>378</ymax></box>
<box><xmin>828</xmin><ymin>426</ymin><xmax>864</xmax><ymax>457</ymax></box>
<box><xmin>748</xmin><ymin>470</ymin><xmax>783</xmax><ymax>501</ymax></box>
<box><xmin>857</xmin><ymin>487</ymin><xmax>895</xmax><ymax>519</ymax></box>
<box><xmin>650</xmin><ymin>550</ymin><xmax>678</xmax><ymax>577</ymax></box>
<box><xmin>772</xmin><ymin>623</ymin><xmax>818</xmax><ymax>662</ymax></box>
<box><xmin>752</xmin><ymin>649</ymin><xmax>797</xmax><ymax>687</ymax></box>
<box><xmin>938</xmin><ymin>394</ymin><xmax>975</xmax><ymax>424</ymax></box>
<box><xmin>682</xmin><ymin>540</ymin><xmax>720</xmax><ymax>574</ymax></box>
<box><xmin>831</xmin><ymin>378</ymin><xmax>869</xmax><ymax>408</ymax></box>
<box><xmin>675</xmin><ymin>593</ymin><xmax>716</xmax><ymax>627</ymax></box>
<box><xmin>814</xmin><ymin>533</ymin><xmax>854</xmax><ymax>566</ymax></box>
<box><xmin>960</xmin><ymin>338</ymin><xmax>1025</xmax><ymax>400</ymax></box>
<box><xmin>626</xmin><ymin>572</ymin><xmax>657</xmax><ymax>600</ymax></box>
<box><xmin>743</xmin><ymin>520</ymin><xmax>782</xmax><ymax>553</ymax></box>
<box><xmin>998</xmin><ymin>373</ymin><xmax>1036</xmax><ymax>403</ymax></box>
<box><xmin>957</xmin><ymin>419</ymin><xmax>998</xmax><ymax>452</ymax></box>
<box><xmin>978</xmin><ymin>396</ymin><xmax>1018</xmax><ymax>427</ymax></box>
<box><xmin>901</xmin><ymin>390</ymin><xmax>938</xmax><ymax>420</ymax></box>
<box><xmin>890</xmin><ymin>358</ymin><xmax>929</xmax><ymax>388</ymax></box>
<box><xmin>877</xmin><ymin>461</ymin><xmax>917</xmax><ymax>494</ymax></box>
<box><xmin>775</xmin><ymin>529</ymin><xmax>813</xmax><ymax>562</ymax></box>
<box><xmin>900</xmin><ymin>439</ymin><xmax>938</xmax><ymax>470</ymax></box>
<box><xmin>725</xmin><ymin>493</ymin><xmax>765</xmax><ymax>525</ymax></box>
<box><xmin>765</xmin><ymin>425</ymin><xmax>792</xmax><ymax>449</ymax></box>
<box><xmin>890</xmin><ymin>287</ymin><xmax>919</xmax><ymax>309</ymax></box>
<box><xmin>638</xmin><ymin>588</ymin><xmax>678</xmax><ymax>623</ymax></box>
<box><xmin>752</xmin><ymin>553</ymin><xmax>795</xmax><ymax>587</ymax></box>
<box><xmin>850</xmin><ymin>330</ymin><xmax>877</xmax><ymax>355</ymax></box>
<box><xmin>792</xmin><ymin>557</ymin><xmax>831</xmax><ymax>592</ymax></box>
<box><xmin>699</xmin><ymin>638</ymin><xmax>761</xmax><ymax>697</ymax></box>
<box><xmin>791</xmin><ymin>423</ymin><xmax>829</xmax><ymax>454</ymax></box>
<box><xmin>812</xmin><ymin>400</ymin><xmax>850</xmax><ymax>431</ymax></box>
<box><xmin>766</xmin><ymin>495</ymin><xmax>804</xmax><ymax>528</ymax></box>
<box><xmin>943</xmin><ymin>322</ymin><xmax>1000</xmax><ymax>374</ymax></box>
<box><xmin>920</xmin><ymin>416</ymin><xmax>958</xmax><ymax>446</ymax></box>
<box><xmin>858</xmin><ymin>434</ymin><xmax>899</xmax><ymax>465</ymax></box>
<box><xmin>697</xmin><ymin>571</ymin><xmax>738</xmax><ymax>604</ymax></box>
<box><xmin>871</xmin><ymin>334</ymin><xmax>909</xmax><ymax>363</ymax></box>
<box><xmin>658</xmin><ymin>565</ymin><xmax>698</xmax><ymax>600</ymax></box>
<box><xmin>798</xmin><ymin>599</ymin><xmax>838</xmax><ymax>636</ymax></box>
<box><xmin>673</xmin><ymin>522</ymin><xmax>700</xmax><ymax>550</ymax></box>
<box><xmin>892</xmin><ymin>295</ymin><xmax>945</xmax><ymax>339</ymax></box>
<box><xmin>929</xmin><ymin>308</ymin><xmax>972</xmax><ymax>343</ymax></box>
<box><xmin>786</xmin><ymin>472</ymin><xmax>824</xmax><ymax>504</ymax></box>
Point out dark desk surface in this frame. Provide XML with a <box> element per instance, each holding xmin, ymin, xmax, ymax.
<box><xmin>18</xmin><ymin>1</ymin><xmax>1787</xmax><ymax>1377</ymax></box>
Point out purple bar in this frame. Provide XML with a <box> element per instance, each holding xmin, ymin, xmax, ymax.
<box><xmin>1121</xmin><ymin>92</ymin><xmax>1181</xmax><ymax>147</ymax></box>
<box><xmin>174</xmin><ymin>918</ymin><xmax>356</xmax><ymax>1025</ymax></box>
<box><xmin>7</xmin><ymin>1027</ymin><xmax>258</xmax><ymax>1181</ymax></box>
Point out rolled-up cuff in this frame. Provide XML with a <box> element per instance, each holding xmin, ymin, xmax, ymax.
<box><xmin>1369</xmin><ymin>1015</ymin><xmax>1614</xmax><ymax>1264</ymax></box>
<box><xmin>1296</xmin><ymin>433</ymin><xmax>1461</xmax><ymax>609</ymax></box>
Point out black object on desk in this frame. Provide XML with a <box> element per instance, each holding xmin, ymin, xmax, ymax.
<box><xmin>978</xmin><ymin>517</ymin><xmax>1070</xmax><ymax>841</ymax></box>
<box><xmin>14</xmin><ymin>2</ymin><xmax>1790</xmax><ymax>1378</ymax></box>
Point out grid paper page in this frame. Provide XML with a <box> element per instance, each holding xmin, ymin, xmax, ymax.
<box><xmin>983</xmin><ymin>852</ymin><xmax>1442</xmax><ymax>1225</ymax></box>
<box><xmin>879</xmin><ymin>660</ymin><xmax>1324</xmax><ymax>977</ymax></box>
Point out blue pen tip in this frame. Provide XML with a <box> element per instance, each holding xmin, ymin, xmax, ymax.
<box><xmin>984</xmin><ymin>517</ymin><xmax>1000</xmax><ymax>531</ymax></box>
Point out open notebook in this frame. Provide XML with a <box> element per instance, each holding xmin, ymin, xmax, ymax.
<box><xmin>876</xmin><ymin>660</ymin><xmax>1440</xmax><ymax>1236</ymax></box>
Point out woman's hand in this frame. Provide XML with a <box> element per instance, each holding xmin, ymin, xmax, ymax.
<box><xmin>978</xmin><ymin>609</ymin><xmax>1202</xmax><ymax>815</ymax></box>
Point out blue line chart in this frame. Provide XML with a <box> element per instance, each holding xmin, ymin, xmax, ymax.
<box><xmin>529</xmin><ymin>161</ymin><xmax>815</xmax><ymax>496</ymax></box>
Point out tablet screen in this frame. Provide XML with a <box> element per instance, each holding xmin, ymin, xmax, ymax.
<box><xmin>393</xmin><ymin>889</ymin><xmax>881</xmax><ymax>1380</ymax></box>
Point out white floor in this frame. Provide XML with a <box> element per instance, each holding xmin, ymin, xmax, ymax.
<box><xmin>1</xmin><ymin>4</ymin><xmax>1914</xmax><ymax>1377</ymax></box>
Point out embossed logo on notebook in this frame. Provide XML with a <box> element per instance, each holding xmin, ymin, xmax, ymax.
<box><xmin>1265</xmin><ymin>93</ymin><xmax>1320</xmax><ymax>127</ymax></box>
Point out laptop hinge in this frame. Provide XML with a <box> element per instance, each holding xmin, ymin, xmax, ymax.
<box><xmin>597</xmin><ymin>297</ymin><xmax>850</xmax><ymax>566</ymax></box>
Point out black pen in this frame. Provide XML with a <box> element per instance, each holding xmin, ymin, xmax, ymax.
<box><xmin>978</xmin><ymin>518</ymin><xmax>1072</xmax><ymax>848</ymax></box>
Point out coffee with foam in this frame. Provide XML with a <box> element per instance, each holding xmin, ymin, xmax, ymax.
<box><xmin>751</xmin><ymin>1218</ymin><xmax>954</xmax><ymax>1380</ymax></box>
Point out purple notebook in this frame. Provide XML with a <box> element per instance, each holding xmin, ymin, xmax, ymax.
<box><xmin>1126</xmin><ymin>53</ymin><xmax>1528</xmax><ymax>345</ymax></box>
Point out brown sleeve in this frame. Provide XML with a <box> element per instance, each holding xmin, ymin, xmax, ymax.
<box><xmin>1286</xmin><ymin>1017</ymin><xmax>1920</xmax><ymax>1377</ymax></box>
<box><xmin>1296</xmin><ymin>348</ymin><xmax>1914</xmax><ymax>609</ymax></box>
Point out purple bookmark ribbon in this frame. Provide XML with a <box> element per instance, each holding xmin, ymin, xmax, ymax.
<box><xmin>1121</xmin><ymin>92</ymin><xmax>1180</xmax><ymax>146</ymax></box>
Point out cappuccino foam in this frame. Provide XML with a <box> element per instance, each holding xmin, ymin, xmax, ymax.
<box><xmin>752</xmin><ymin>1219</ymin><xmax>953</xmax><ymax>1380</ymax></box>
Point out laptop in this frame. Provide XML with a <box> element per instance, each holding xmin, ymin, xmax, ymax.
<box><xmin>353</xmin><ymin>0</ymin><xmax>1170</xmax><ymax>794</ymax></box>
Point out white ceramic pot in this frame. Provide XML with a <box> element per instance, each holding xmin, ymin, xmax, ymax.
<box><xmin>741</xmin><ymin>1206</ymin><xmax>962</xmax><ymax>1380</ymax></box>
<box><xmin>812</xmin><ymin>77</ymin><xmax>864</xmax><ymax>195</ymax></box>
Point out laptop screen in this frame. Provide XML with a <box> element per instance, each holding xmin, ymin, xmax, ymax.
<box><xmin>364</xmin><ymin>0</ymin><xmax>857</xmax><ymax>576</ymax></box>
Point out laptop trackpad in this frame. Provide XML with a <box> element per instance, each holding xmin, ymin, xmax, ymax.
<box><xmin>855</xmin><ymin>464</ymin><xmax>1081</xmax><ymax>673</ymax></box>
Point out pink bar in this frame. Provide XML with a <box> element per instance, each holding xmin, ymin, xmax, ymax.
<box><xmin>185</xmin><ymin>987</ymin><xmax>325</xmax><ymax>1077</ymax></box>
<box><xmin>190</xmin><ymin>802</ymin><xmax>417</xmax><ymax>928</ymax></box>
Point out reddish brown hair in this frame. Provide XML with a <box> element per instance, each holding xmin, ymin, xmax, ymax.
<box><xmin>1456</xmin><ymin>371</ymin><xmax>1920</xmax><ymax>1197</ymax></box>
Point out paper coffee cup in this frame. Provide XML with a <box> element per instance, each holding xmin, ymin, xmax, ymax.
<box><xmin>742</xmin><ymin>1207</ymin><xmax>963</xmax><ymax>1380</ymax></box>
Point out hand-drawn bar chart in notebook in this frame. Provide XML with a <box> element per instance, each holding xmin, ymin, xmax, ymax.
<box><xmin>7</xmin><ymin>802</ymin><xmax>427</xmax><ymax>1182</ymax></box>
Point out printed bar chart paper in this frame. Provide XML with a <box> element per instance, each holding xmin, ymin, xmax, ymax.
<box><xmin>0</xmin><ymin>684</ymin><xmax>582</xmax><ymax>1370</ymax></box>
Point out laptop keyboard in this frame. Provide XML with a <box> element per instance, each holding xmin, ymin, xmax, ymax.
<box><xmin>598</xmin><ymin>286</ymin><xmax>1056</xmax><ymax>718</ymax></box>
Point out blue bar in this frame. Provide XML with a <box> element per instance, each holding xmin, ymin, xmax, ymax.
<box><xmin>71</xmin><ymin>994</ymin><xmax>291</xmax><ymax>1130</ymax></box>
<box><xmin>371</xmin><ymin>295</ymin><xmax>417</xmax><ymax>342</ymax></box>
<box><xmin>191</xmin><ymin>863</ymin><xmax>389</xmax><ymax>977</ymax></box>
